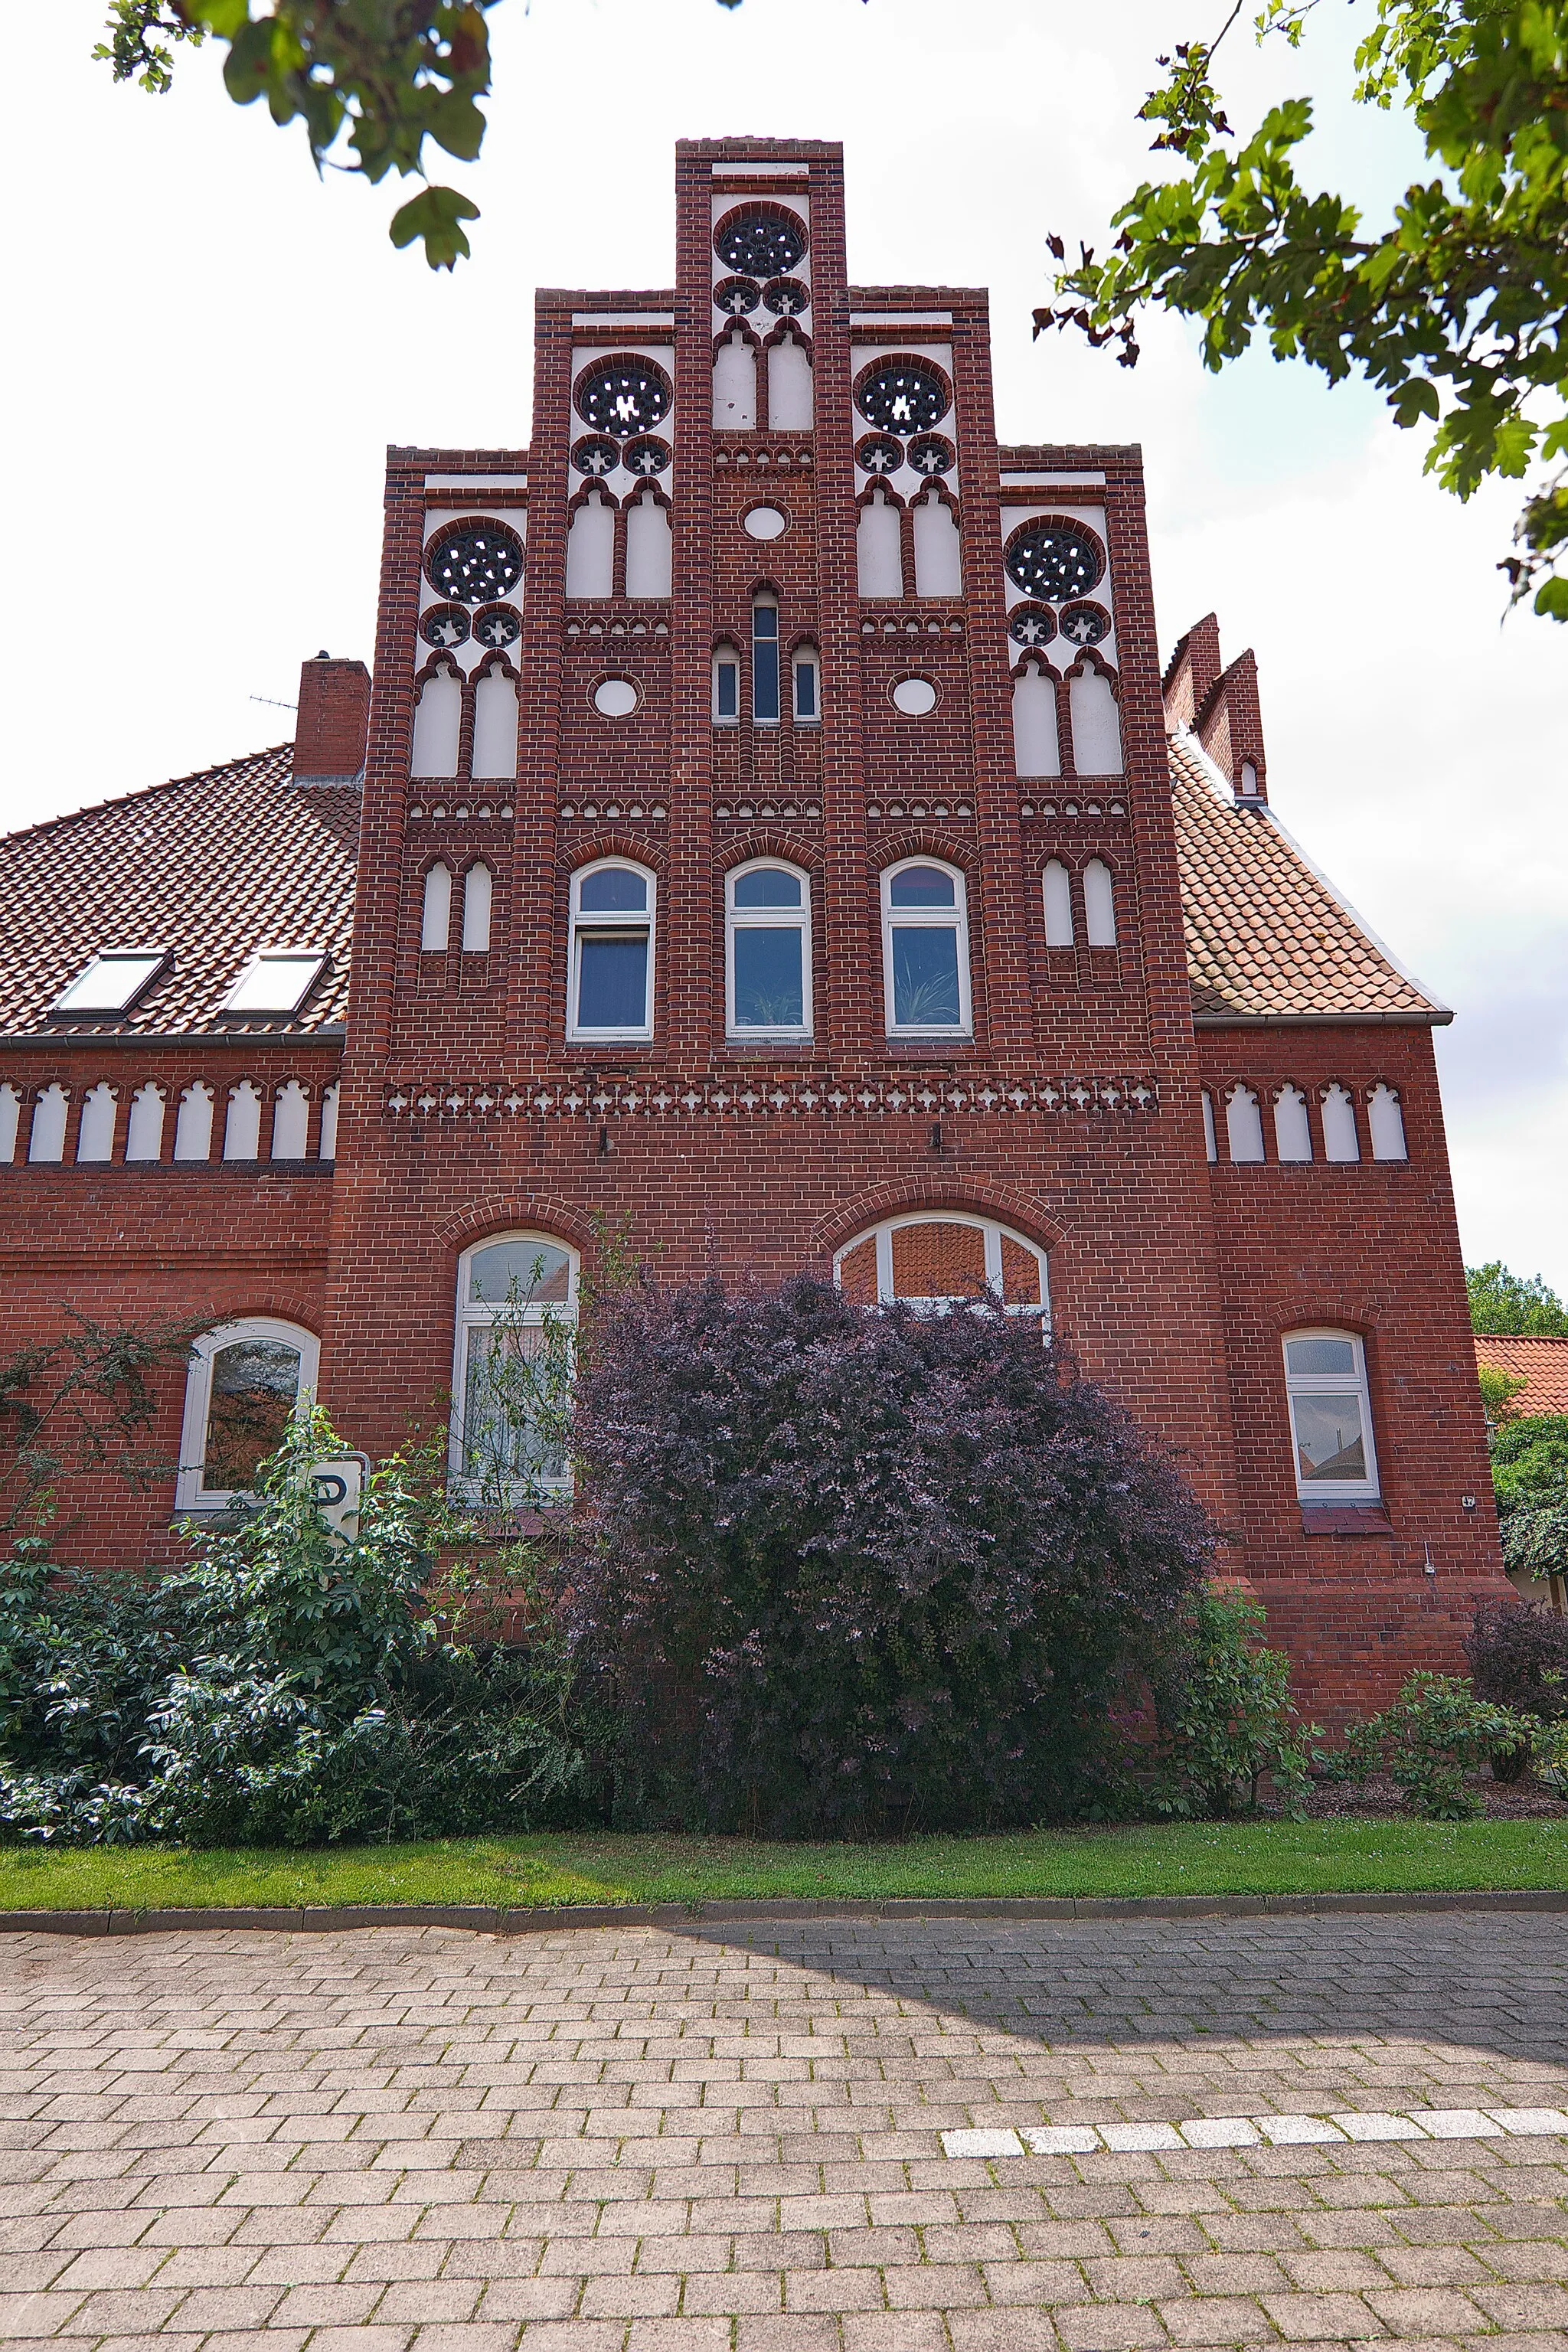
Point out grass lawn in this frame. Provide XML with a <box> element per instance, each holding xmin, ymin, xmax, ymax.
<box><xmin>1</xmin><ymin>1818</ymin><xmax>1566</xmax><ymax>1913</ymax></box>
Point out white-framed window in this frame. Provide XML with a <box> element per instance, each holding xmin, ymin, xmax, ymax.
<box><xmin>175</xmin><ymin>1318</ymin><xmax>319</xmax><ymax>1514</ymax></box>
<box><xmin>835</xmin><ymin>1214</ymin><xmax>1049</xmax><ymax>1323</ymax></box>
<box><xmin>752</xmin><ymin>593</ymin><xmax>781</xmax><ymax>724</ymax></box>
<box><xmin>1282</xmin><ymin>1328</ymin><xmax>1380</xmax><ymax>1503</ymax></box>
<box><xmin>713</xmin><ymin>645</ymin><xmax>740</xmax><ymax>724</ymax></box>
<box><xmin>53</xmin><ymin>949</ymin><xmax>167</xmax><ymax>1015</ymax></box>
<box><xmin>792</xmin><ymin>644</ymin><xmax>820</xmax><ymax>724</ymax></box>
<box><xmin>221</xmin><ymin>949</ymin><xmax>326</xmax><ymax>1015</ymax></box>
<box><xmin>881</xmin><ymin>858</ymin><xmax>972</xmax><ymax>1035</ymax></box>
<box><xmin>450</xmin><ymin>1233</ymin><xmax>580</xmax><ymax>1500</ymax></box>
<box><xmin>567</xmin><ymin>860</ymin><xmax>655</xmax><ymax>1040</ymax></box>
<box><xmin>727</xmin><ymin>861</ymin><xmax>812</xmax><ymax>1037</ymax></box>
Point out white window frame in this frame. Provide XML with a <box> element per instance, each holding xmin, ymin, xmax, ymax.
<box><xmin>175</xmin><ymin>1317</ymin><xmax>319</xmax><ymax>1514</ymax></box>
<box><xmin>1282</xmin><ymin>1326</ymin><xmax>1380</xmax><ymax>1504</ymax></box>
<box><xmin>792</xmin><ymin>645</ymin><xmax>821</xmax><ymax>724</ymax></box>
<box><xmin>725</xmin><ymin>861</ymin><xmax>812</xmax><ymax>1039</ymax></box>
<box><xmin>450</xmin><ymin>1232</ymin><xmax>580</xmax><ymax>1500</ymax></box>
<box><xmin>834</xmin><ymin>1213</ymin><xmax>1050</xmax><ymax>1327</ymax></box>
<box><xmin>567</xmin><ymin>858</ymin><xmax>655</xmax><ymax>1042</ymax></box>
<box><xmin>713</xmin><ymin>645</ymin><xmax>741</xmax><ymax>724</ymax></box>
<box><xmin>880</xmin><ymin>857</ymin><xmax>973</xmax><ymax>1037</ymax></box>
<box><xmin>52</xmin><ymin>949</ymin><xmax>168</xmax><ymax>1015</ymax></box>
<box><xmin>220</xmin><ymin>948</ymin><xmax>327</xmax><ymax>1016</ymax></box>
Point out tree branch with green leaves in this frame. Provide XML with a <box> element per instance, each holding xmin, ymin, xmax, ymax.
<box><xmin>1037</xmin><ymin>0</ymin><xmax>1568</xmax><ymax>617</ymax></box>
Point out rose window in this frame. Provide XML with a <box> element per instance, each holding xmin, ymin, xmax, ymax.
<box><xmin>762</xmin><ymin>276</ymin><xmax>808</xmax><ymax>316</ymax></box>
<box><xmin>571</xmin><ymin>434</ymin><xmax>620</xmax><ymax>477</ymax></box>
<box><xmin>855</xmin><ymin>433</ymin><xmax>903</xmax><ymax>475</ymax></box>
<box><xmin>714</xmin><ymin>207</ymin><xmax>807</xmax><ymax>276</ymax></box>
<box><xmin>573</xmin><ymin>355</ymin><xmax>673</xmax><ymax>437</ymax></box>
<box><xmin>1060</xmin><ymin>599</ymin><xmax>1111</xmax><ymax>646</ymax></box>
<box><xmin>907</xmin><ymin>433</ymin><xmax>955</xmax><ymax>475</ymax></box>
<box><xmin>622</xmin><ymin>435</ymin><xmax>672</xmax><ymax>477</ymax></box>
<box><xmin>424</xmin><ymin>521</ymin><xmax>525</xmax><ymax>604</ymax></box>
<box><xmin>472</xmin><ymin>603</ymin><xmax>521</xmax><ymax>650</ymax></box>
<box><xmin>1008</xmin><ymin>602</ymin><xmax>1057</xmax><ymax>648</ymax></box>
<box><xmin>420</xmin><ymin>603</ymin><xmax>470</xmax><ymax>650</ymax></box>
<box><xmin>854</xmin><ymin>358</ymin><xmax>951</xmax><ymax>434</ymax></box>
<box><xmin>714</xmin><ymin>275</ymin><xmax>761</xmax><ymax>315</ymax></box>
<box><xmin>1003</xmin><ymin>517</ymin><xmax>1105</xmax><ymax>602</ymax></box>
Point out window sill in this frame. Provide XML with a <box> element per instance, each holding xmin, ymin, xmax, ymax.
<box><xmin>1300</xmin><ymin>1502</ymin><xmax>1392</xmax><ymax>1536</ymax></box>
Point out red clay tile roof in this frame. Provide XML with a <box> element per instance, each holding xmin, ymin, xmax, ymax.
<box><xmin>1474</xmin><ymin>1336</ymin><xmax>1568</xmax><ymax>1418</ymax></box>
<box><xmin>1169</xmin><ymin>730</ymin><xmax>1444</xmax><ymax>1024</ymax></box>
<box><xmin>0</xmin><ymin>746</ymin><xmax>360</xmax><ymax>1038</ymax></box>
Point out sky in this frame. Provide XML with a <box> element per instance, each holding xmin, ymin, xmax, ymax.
<box><xmin>7</xmin><ymin>0</ymin><xmax>1566</xmax><ymax>1287</ymax></box>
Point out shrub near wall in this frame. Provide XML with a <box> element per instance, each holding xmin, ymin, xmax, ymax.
<box><xmin>569</xmin><ymin>1273</ymin><xmax>1218</xmax><ymax>1837</ymax></box>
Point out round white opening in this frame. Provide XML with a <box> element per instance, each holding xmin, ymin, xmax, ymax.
<box><xmin>891</xmin><ymin>675</ymin><xmax>938</xmax><ymax>716</ymax></box>
<box><xmin>743</xmin><ymin>505</ymin><xmax>788</xmax><ymax>541</ymax></box>
<box><xmin>592</xmin><ymin>678</ymin><xmax>639</xmax><ymax>717</ymax></box>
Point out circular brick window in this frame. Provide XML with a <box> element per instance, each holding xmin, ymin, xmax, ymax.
<box><xmin>743</xmin><ymin>505</ymin><xmax>788</xmax><ymax>541</ymax></box>
<box><xmin>592</xmin><ymin>678</ymin><xmax>640</xmax><ymax>718</ymax></box>
<box><xmin>891</xmin><ymin>676</ymin><xmax>938</xmax><ymax>716</ymax></box>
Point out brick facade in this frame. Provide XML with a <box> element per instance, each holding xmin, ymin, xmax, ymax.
<box><xmin>0</xmin><ymin>139</ymin><xmax>1509</xmax><ymax>1716</ymax></box>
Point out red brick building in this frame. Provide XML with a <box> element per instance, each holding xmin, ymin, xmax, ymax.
<box><xmin>0</xmin><ymin>139</ymin><xmax>1508</xmax><ymax>1714</ymax></box>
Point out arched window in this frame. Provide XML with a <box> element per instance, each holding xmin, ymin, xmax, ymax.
<box><xmin>173</xmin><ymin>1080</ymin><xmax>214</xmax><ymax>1163</ymax></box>
<box><xmin>752</xmin><ymin>593</ymin><xmax>780</xmax><ymax>724</ymax></box>
<box><xmin>912</xmin><ymin>489</ymin><xmax>962</xmax><ymax>596</ymax></box>
<box><xmin>1368</xmin><ymin>1083</ymin><xmax>1408</xmax><ymax>1161</ymax></box>
<box><xmin>1321</xmin><ymin>1082</ymin><xmax>1361</xmax><ymax>1163</ymax></box>
<box><xmin>175</xmin><ymin>1318</ymin><xmax>319</xmax><ymax>1513</ymax></box>
<box><xmin>713</xmin><ymin>643</ymin><xmax>740</xmax><ymax>724</ymax></box>
<box><xmin>1012</xmin><ymin>664</ymin><xmax>1060</xmax><ymax>779</ymax></box>
<box><xmin>1083</xmin><ymin>858</ymin><xmax>1117</xmax><ymax>946</ymax></box>
<box><xmin>727</xmin><ymin>861</ymin><xmax>812</xmax><ymax>1037</ymax></box>
<box><xmin>1282</xmin><ymin>1328</ymin><xmax>1378</xmax><ymax>1502</ymax></box>
<box><xmin>471</xmin><ymin>668</ymin><xmax>518</xmax><ymax>779</ymax></box>
<box><xmin>564</xmin><ymin>489</ymin><xmax>616</xmax><ymax>598</ymax></box>
<box><xmin>881</xmin><ymin>859</ymin><xmax>972</xmax><ymax>1036</ymax></box>
<box><xmin>1069</xmin><ymin>666</ymin><xmax>1123</xmax><ymax>775</ymax></box>
<box><xmin>126</xmin><ymin>1083</ymin><xmax>165</xmax><ymax>1163</ymax></box>
<box><xmin>76</xmin><ymin>1083</ymin><xmax>117</xmax><ymax>1164</ymax></box>
<box><xmin>451</xmin><ymin>1233</ymin><xmax>580</xmax><ymax>1501</ymax></box>
<box><xmin>1273</xmin><ymin>1084</ymin><xmax>1312</xmax><ymax>1163</ymax></box>
<box><xmin>714</xmin><ymin>328</ymin><xmax>758</xmax><ymax>430</ymax></box>
<box><xmin>766</xmin><ymin>329</ymin><xmax>813</xmax><ymax>430</ymax></box>
<box><xmin>420</xmin><ymin>861</ymin><xmax>452</xmax><ymax>952</ymax></box>
<box><xmin>835</xmin><ymin>1215</ymin><xmax>1048</xmax><ymax>1322</ymax></box>
<box><xmin>271</xmin><ymin>1080</ymin><xmax>309</xmax><ymax>1160</ymax></box>
<box><xmin>1225</xmin><ymin>1083</ymin><xmax>1265</xmax><ymax>1163</ymax></box>
<box><xmin>28</xmin><ymin>1085</ymin><xmax>68</xmax><ymax>1164</ymax></box>
<box><xmin>318</xmin><ymin>1083</ymin><xmax>339</xmax><ymax>1161</ymax></box>
<box><xmin>1042</xmin><ymin>859</ymin><xmax>1074</xmax><ymax>946</ymax></box>
<box><xmin>624</xmin><ymin>490</ymin><xmax>672</xmax><ymax>598</ymax></box>
<box><xmin>857</xmin><ymin>488</ymin><xmax>903</xmax><ymax>599</ymax></box>
<box><xmin>462</xmin><ymin>861</ymin><xmax>493</xmax><ymax>953</ymax></box>
<box><xmin>567</xmin><ymin>860</ymin><xmax>655</xmax><ymax>1040</ymax></box>
<box><xmin>792</xmin><ymin>642</ymin><xmax>820</xmax><ymax>724</ymax></box>
<box><xmin>224</xmin><ymin>1080</ymin><xmax>263</xmax><ymax>1161</ymax></box>
<box><xmin>410</xmin><ymin>662</ymin><xmax>462</xmax><ymax>778</ymax></box>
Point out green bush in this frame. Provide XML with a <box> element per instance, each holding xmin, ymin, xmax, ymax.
<box><xmin>0</xmin><ymin>1411</ymin><xmax>591</xmax><ymax>1846</ymax></box>
<box><xmin>1150</xmin><ymin>1589</ymin><xmax>1320</xmax><ymax>1818</ymax></box>
<box><xmin>1372</xmin><ymin>1671</ymin><xmax>1534</xmax><ymax>1819</ymax></box>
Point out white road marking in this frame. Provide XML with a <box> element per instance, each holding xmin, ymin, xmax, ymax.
<box><xmin>939</xmin><ymin>2105</ymin><xmax>1568</xmax><ymax>2161</ymax></box>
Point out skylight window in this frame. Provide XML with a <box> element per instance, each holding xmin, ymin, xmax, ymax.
<box><xmin>221</xmin><ymin>950</ymin><xmax>326</xmax><ymax>1015</ymax></box>
<box><xmin>53</xmin><ymin>951</ymin><xmax>166</xmax><ymax>1014</ymax></box>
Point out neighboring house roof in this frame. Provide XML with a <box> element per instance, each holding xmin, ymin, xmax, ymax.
<box><xmin>1169</xmin><ymin>730</ymin><xmax>1446</xmax><ymax>1026</ymax></box>
<box><xmin>1474</xmin><ymin>1335</ymin><xmax>1568</xmax><ymax>1418</ymax></box>
<box><xmin>0</xmin><ymin>747</ymin><xmax>360</xmax><ymax>1039</ymax></box>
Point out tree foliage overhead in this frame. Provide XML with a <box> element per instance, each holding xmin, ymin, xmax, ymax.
<box><xmin>1038</xmin><ymin>0</ymin><xmax>1568</xmax><ymax>617</ymax></box>
<box><xmin>1468</xmin><ymin>1260</ymin><xmax>1568</xmax><ymax>1335</ymax></box>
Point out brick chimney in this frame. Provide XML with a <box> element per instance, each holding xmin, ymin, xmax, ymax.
<box><xmin>292</xmin><ymin>651</ymin><xmax>371</xmax><ymax>784</ymax></box>
<box><xmin>1164</xmin><ymin>616</ymin><xmax>1268</xmax><ymax>802</ymax></box>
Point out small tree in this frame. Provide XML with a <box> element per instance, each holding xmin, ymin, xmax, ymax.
<box><xmin>0</xmin><ymin>1311</ymin><xmax>211</xmax><ymax>1540</ymax></box>
<box><xmin>568</xmin><ymin>1273</ymin><xmax>1218</xmax><ymax>1837</ymax></box>
<box><xmin>1152</xmin><ymin>1588</ymin><xmax>1319</xmax><ymax>1818</ymax></box>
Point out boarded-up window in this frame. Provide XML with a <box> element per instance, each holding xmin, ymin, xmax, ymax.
<box><xmin>837</xmin><ymin>1235</ymin><xmax>877</xmax><ymax>1304</ymax></box>
<box><xmin>891</xmin><ymin>1220</ymin><xmax>988</xmax><ymax>1301</ymax></box>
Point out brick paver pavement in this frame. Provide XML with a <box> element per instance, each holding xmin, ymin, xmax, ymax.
<box><xmin>4</xmin><ymin>1910</ymin><xmax>1568</xmax><ymax>2350</ymax></box>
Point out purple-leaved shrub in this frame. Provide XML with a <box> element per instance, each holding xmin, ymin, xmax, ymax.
<box><xmin>568</xmin><ymin>1273</ymin><xmax>1217</xmax><ymax>1835</ymax></box>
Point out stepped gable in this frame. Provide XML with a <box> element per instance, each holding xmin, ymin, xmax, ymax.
<box><xmin>0</xmin><ymin>746</ymin><xmax>359</xmax><ymax>1038</ymax></box>
<box><xmin>1168</xmin><ymin>730</ymin><xmax>1445</xmax><ymax>1026</ymax></box>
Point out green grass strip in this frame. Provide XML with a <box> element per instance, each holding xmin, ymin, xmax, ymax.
<box><xmin>2</xmin><ymin>1818</ymin><xmax>1566</xmax><ymax>1913</ymax></box>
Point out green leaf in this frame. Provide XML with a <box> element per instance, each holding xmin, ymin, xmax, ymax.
<box><xmin>390</xmin><ymin>182</ymin><xmax>480</xmax><ymax>269</ymax></box>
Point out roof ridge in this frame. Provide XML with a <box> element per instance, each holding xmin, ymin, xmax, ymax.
<box><xmin>0</xmin><ymin>742</ymin><xmax>294</xmax><ymax>852</ymax></box>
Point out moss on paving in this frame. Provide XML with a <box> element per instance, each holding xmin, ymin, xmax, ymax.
<box><xmin>1</xmin><ymin>1817</ymin><xmax>1566</xmax><ymax>1913</ymax></box>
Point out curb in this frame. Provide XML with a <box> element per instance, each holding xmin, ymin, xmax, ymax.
<box><xmin>2</xmin><ymin>1888</ymin><xmax>1568</xmax><ymax>1936</ymax></box>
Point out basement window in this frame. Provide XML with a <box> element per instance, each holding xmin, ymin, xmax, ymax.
<box><xmin>52</xmin><ymin>949</ymin><xmax>166</xmax><ymax>1014</ymax></box>
<box><xmin>221</xmin><ymin>949</ymin><xmax>326</xmax><ymax>1015</ymax></box>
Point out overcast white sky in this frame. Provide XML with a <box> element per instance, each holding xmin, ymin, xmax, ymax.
<box><xmin>7</xmin><ymin>0</ymin><xmax>1565</xmax><ymax>1286</ymax></box>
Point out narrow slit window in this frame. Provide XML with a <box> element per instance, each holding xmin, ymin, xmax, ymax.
<box><xmin>792</xmin><ymin>645</ymin><xmax>820</xmax><ymax>724</ymax></box>
<box><xmin>752</xmin><ymin>595</ymin><xmax>780</xmax><ymax>724</ymax></box>
<box><xmin>713</xmin><ymin>647</ymin><xmax>740</xmax><ymax>724</ymax></box>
